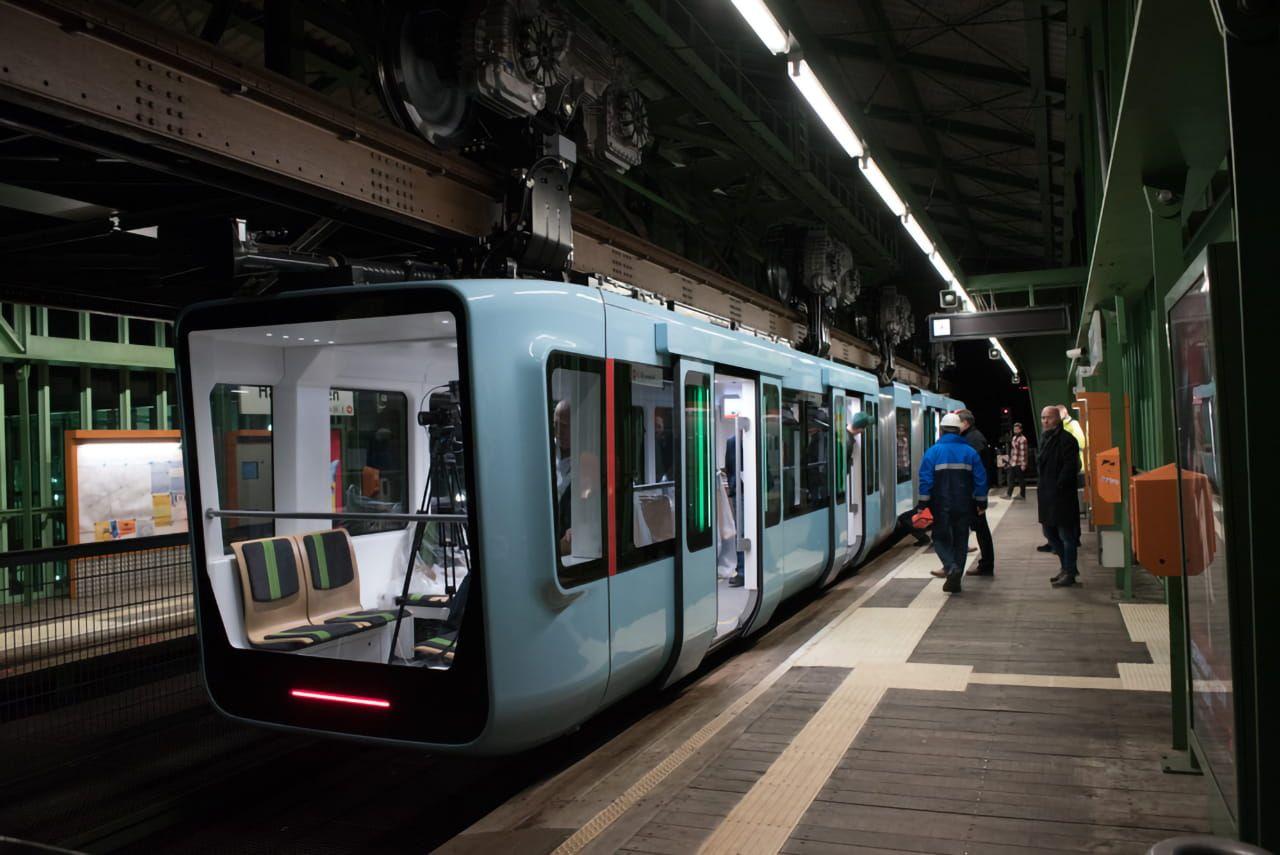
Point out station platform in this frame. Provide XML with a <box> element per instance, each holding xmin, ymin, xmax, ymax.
<box><xmin>444</xmin><ymin>496</ymin><xmax>1209</xmax><ymax>855</ymax></box>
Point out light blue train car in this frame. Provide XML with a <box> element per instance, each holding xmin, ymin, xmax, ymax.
<box><xmin>176</xmin><ymin>279</ymin><xmax>964</xmax><ymax>754</ymax></box>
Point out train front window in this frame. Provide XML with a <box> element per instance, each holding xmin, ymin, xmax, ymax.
<box><xmin>188</xmin><ymin>307</ymin><xmax>472</xmax><ymax>671</ymax></box>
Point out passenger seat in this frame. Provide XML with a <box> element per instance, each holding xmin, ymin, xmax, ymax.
<box><xmin>231</xmin><ymin>535</ymin><xmax>364</xmax><ymax>651</ymax></box>
<box><xmin>297</xmin><ymin>529</ymin><xmax>400</xmax><ymax>628</ymax></box>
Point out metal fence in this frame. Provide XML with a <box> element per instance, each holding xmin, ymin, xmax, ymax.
<box><xmin>0</xmin><ymin>535</ymin><xmax>201</xmax><ymax>757</ymax></box>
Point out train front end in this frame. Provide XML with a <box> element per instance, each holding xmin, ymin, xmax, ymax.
<box><xmin>176</xmin><ymin>284</ymin><xmax>489</xmax><ymax>747</ymax></box>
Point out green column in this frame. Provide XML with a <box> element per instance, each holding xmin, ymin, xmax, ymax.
<box><xmin>1145</xmin><ymin>184</ymin><xmax>1194</xmax><ymax>765</ymax></box>
<box><xmin>16</xmin><ymin>363</ymin><xmax>34</xmax><ymax>604</ymax></box>
<box><xmin>1103</xmin><ymin>302</ymin><xmax>1133</xmax><ymax>599</ymax></box>
<box><xmin>0</xmin><ymin>368</ymin><xmax>7</xmax><ymax>554</ymax></box>
<box><xmin>37</xmin><ymin>363</ymin><xmax>52</xmax><ymax>550</ymax></box>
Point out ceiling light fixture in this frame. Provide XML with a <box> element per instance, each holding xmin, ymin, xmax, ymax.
<box><xmin>860</xmin><ymin>157</ymin><xmax>906</xmax><ymax>218</ymax></box>
<box><xmin>728</xmin><ymin>0</ymin><xmax>790</xmax><ymax>54</ymax></box>
<box><xmin>902</xmin><ymin>214</ymin><xmax>934</xmax><ymax>257</ymax></box>
<box><xmin>788</xmin><ymin>58</ymin><xmax>864</xmax><ymax>158</ymax></box>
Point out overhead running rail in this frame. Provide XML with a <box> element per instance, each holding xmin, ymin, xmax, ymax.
<box><xmin>0</xmin><ymin>0</ymin><xmax>935</xmax><ymax>389</ymax></box>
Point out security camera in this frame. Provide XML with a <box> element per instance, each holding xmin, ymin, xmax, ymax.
<box><xmin>939</xmin><ymin>290</ymin><xmax>959</xmax><ymax>309</ymax></box>
<box><xmin>989</xmin><ymin>347</ymin><xmax>1001</xmax><ymax>360</ymax></box>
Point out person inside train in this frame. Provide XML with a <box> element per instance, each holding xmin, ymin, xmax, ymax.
<box><xmin>554</xmin><ymin>399</ymin><xmax>574</xmax><ymax>555</ymax></box>
<box><xmin>956</xmin><ymin>409</ymin><xmax>995</xmax><ymax>577</ymax></box>
<box><xmin>724</xmin><ymin>431</ymin><xmax>745</xmax><ymax>587</ymax></box>
<box><xmin>918</xmin><ymin>412</ymin><xmax>988</xmax><ymax>594</ymax></box>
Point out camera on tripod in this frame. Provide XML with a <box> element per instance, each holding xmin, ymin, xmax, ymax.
<box><xmin>418</xmin><ymin>381</ymin><xmax>466</xmax><ymax>515</ymax></box>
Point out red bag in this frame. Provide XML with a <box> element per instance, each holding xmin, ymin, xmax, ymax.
<box><xmin>910</xmin><ymin>507</ymin><xmax>934</xmax><ymax>531</ymax></box>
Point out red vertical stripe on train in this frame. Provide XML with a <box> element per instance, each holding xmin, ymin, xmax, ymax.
<box><xmin>605</xmin><ymin>358</ymin><xmax>618</xmax><ymax>577</ymax></box>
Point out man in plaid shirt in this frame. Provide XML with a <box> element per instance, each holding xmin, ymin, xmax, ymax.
<box><xmin>1006</xmin><ymin>422</ymin><xmax>1028</xmax><ymax>499</ymax></box>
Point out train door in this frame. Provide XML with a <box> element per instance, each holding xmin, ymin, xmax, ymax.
<box><xmin>741</xmin><ymin>376</ymin><xmax>784</xmax><ymax>637</ymax></box>
<box><xmin>712</xmin><ymin>373</ymin><xmax>758</xmax><ymax>640</ymax></box>
<box><xmin>910</xmin><ymin>397</ymin><xmax>925</xmax><ymax>505</ymax></box>
<box><xmin>819</xmin><ymin>388</ymin><xmax>849</xmax><ymax>588</ymax></box>
<box><xmin>847</xmin><ymin>395</ymin><xmax>865</xmax><ymax>555</ymax></box>
<box><xmin>879</xmin><ymin>389</ymin><xmax>897</xmax><ymax>539</ymax></box>
<box><xmin>662</xmin><ymin>359</ymin><xmax>718</xmax><ymax>687</ymax></box>
<box><xmin>861</xmin><ymin>394</ymin><xmax>881</xmax><ymax>549</ymax></box>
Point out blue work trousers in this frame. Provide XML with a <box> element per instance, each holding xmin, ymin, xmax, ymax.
<box><xmin>1042</xmin><ymin>523</ymin><xmax>1079</xmax><ymax>576</ymax></box>
<box><xmin>931</xmin><ymin>512</ymin><xmax>972</xmax><ymax>576</ymax></box>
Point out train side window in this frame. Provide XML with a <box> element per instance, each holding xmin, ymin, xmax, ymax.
<box><xmin>782</xmin><ymin>389</ymin><xmax>803</xmax><ymax>515</ymax></box>
<box><xmin>782</xmin><ymin>389</ymin><xmax>829</xmax><ymax>517</ymax></box>
<box><xmin>684</xmin><ymin>372</ymin><xmax>713</xmax><ymax>552</ymax></box>
<box><xmin>863</xmin><ymin>399</ymin><xmax>877</xmax><ymax>497</ymax></box>
<box><xmin>330</xmin><ymin>389</ymin><xmax>408</xmax><ymax>535</ymax></box>
<box><xmin>834</xmin><ymin>402</ymin><xmax>846</xmax><ymax>504</ymax></box>
<box><xmin>616</xmin><ymin>362</ymin><xmax>676</xmax><ymax>571</ymax></box>
<box><xmin>764</xmin><ymin>385</ymin><xmax>781</xmax><ymax>527</ymax></box>
<box><xmin>805</xmin><ymin>394</ymin><xmax>831</xmax><ymax>510</ymax></box>
<box><xmin>210</xmin><ymin>383</ymin><xmax>274</xmax><ymax>554</ymax></box>
<box><xmin>896</xmin><ymin>407</ymin><xmax>912</xmax><ymax>483</ymax></box>
<box><xmin>548</xmin><ymin>354</ymin><xmax>606</xmax><ymax>587</ymax></box>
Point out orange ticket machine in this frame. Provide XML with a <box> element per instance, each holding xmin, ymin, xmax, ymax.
<box><xmin>1129</xmin><ymin>463</ymin><xmax>1216</xmax><ymax>576</ymax></box>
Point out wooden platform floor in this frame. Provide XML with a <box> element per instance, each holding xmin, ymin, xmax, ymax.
<box><xmin>446</xmin><ymin>495</ymin><xmax>1208</xmax><ymax>854</ymax></box>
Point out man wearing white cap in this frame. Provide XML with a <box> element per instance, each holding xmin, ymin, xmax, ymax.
<box><xmin>916</xmin><ymin>412</ymin><xmax>989</xmax><ymax>593</ymax></box>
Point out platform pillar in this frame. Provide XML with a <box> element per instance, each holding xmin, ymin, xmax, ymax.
<box><xmin>1102</xmin><ymin>301</ymin><xmax>1133</xmax><ymax>600</ymax></box>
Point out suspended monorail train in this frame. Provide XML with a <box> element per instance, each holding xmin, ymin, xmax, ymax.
<box><xmin>176</xmin><ymin>280</ymin><xmax>962</xmax><ymax>753</ymax></box>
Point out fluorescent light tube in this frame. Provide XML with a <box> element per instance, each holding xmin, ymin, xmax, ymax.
<box><xmin>728</xmin><ymin>0</ymin><xmax>790</xmax><ymax>54</ymax></box>
<box><xmin>928</xmin><ymin>250</ymin><xmax>954</xmax><ymax>283</ymax></box>
<box><xmin>902</xmin><ymin>213</ymin><xmax>933</xmax><ymax>257</ymax></box>
<box><xmin>860</xmin><ymin>157</ymin><xmax>906</xmax><ymax>217</ymax></box>
<box><xmin>788</xmin><ymin>59</ymin><xmax>864</xmax><ymax>158</ymax></box>
<box><xmin>989</xmin><ymin>336</ymin><xmax>1018</xmax><ymax>374</ymax></box>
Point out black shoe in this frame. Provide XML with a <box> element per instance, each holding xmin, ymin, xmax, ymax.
<box><xmin>1051</xmin><ymin>574</ymin><xmax>1078</xmax><ymax>588</ymax></box>
<box><xmin>942</xmin><ymin>573</ymin><xmax>962</xmax><ymax>594</ymax></box>
<box><xmin>1049</xmin><ymin>571</ymin><xmax>1066</xmax><ymax>583</ymax></box>
<box><xmin>1036</xmin><ymin>543</ymin><xmax>1054</xmax><ymax>553</ymax></box>
<box><xmin>728</xmin><ymin>574</ymin><xmax>745</xmax><ymax>588</ymax></box>
<box><xmin>914</xmin><ymin>535</ymin><xmax>931</xmax><ymax>546</ymax></box>
<box><xmin>967</xmin><ymin>567</ymin><xmax>994</xmax><ymax>577</ymax></box>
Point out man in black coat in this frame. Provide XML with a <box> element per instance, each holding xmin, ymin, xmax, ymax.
<box><xmin>1037</xmin><ymin>405</ymin><xmax>1082</xmax><ymax>587</ymax></box>
<box><xmin>957</xmin><ymin>409</ymin><xmax>995</xmax><ymax>575</ymax></box>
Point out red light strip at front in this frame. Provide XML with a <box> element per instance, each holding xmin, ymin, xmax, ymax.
<box><xmin>290</xmin><ymin>689</ymin><xmax>390</xmax><ymax>709</ymax></box>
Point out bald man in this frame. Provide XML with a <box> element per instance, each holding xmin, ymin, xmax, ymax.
<box><xmin>1038</xmin><ymin>405</ymin><xmax>1082</xmax><ymax>587</ymax></box>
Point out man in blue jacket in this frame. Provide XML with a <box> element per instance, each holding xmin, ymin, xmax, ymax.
<box><xmin>918</xmin><ymin>412</ymin><xmax>989</xmax><ymax>593</ymax></box>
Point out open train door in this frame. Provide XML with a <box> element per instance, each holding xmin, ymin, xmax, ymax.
<box><xmin>819</xmin><ymin>388</ymin><xmax>849</xmax><ymax>587</ymax></box>
<box><xmin>661</xmin><ymin>359</ymin><xmax>718</xmax><ymax>687</ymax></box>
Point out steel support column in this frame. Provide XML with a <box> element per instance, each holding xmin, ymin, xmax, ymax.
<box><xmin>1103</xmin><ymin>301</ymin><xmax>1133</xmax><ymax>599</ymax></box>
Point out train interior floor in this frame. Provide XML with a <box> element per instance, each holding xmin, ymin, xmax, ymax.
<box><xmin>0</xmin><ymin>495</ymin><xmax>1208</xmax><ymax>854</ymax></box>
<box><xmin>446</xmin><ymin>495</ymin><xmax>1207</xmax><ymax>855</ymax></box>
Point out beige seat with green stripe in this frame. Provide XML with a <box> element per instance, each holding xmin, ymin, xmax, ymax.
<box><xmin>230</xmin><ymin>535</ymin><xmax>363</xmax><ymax>651</ymax></box>
<box><xmin>297</xmin><ymin>529</ymin><xmax>399</xmax><ymax>629</ymax></box>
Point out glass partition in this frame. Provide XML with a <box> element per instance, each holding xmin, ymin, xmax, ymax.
<box><xmin>1169</xmin><ymin>267</ymin><xmax>1235</xmax><ymax>819</ymax></box>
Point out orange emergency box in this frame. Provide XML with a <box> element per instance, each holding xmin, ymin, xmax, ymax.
<box><xmin>1129</xmin><ymin>463</ymin><xmax>1216</xmax><ymax>577</ymax></box>
<box><xmin>1095</xmin><ymin>447</ymin><xmax>1121</xmax><ymax>504</ymax></box>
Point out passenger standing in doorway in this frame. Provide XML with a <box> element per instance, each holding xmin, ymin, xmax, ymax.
<box><xmin>956</xmin><ymin>409</ymin><xmax>995</xmax><ymax>576</ymax></box>
<box><xmin>724</xmin><ymin>431</ymin><xmax>745</xmax><ymax>587</ymax></box>
<box><xmin>1038</xmin><ymin>405</ymin><xmax>1082</xmax><ymax>587</ymax></box>
<box><xmin>918</xmin><ymin>413</ymin><xmax>988</xmax><ymax>594</ymax></box>
<box><xmin>1006</xmin><ymin>422</ymin><xmax>1028</xmax><ymax>499</ymax></box>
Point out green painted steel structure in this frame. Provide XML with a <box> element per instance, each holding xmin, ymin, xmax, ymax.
<box><xmin>985</xmin><ymin>0</ymin><xmax>1276</xmax><ymax>846</ymax></box>
<box><xmin>0</xmin><ymin>301</ymin><xmax>175</xmax><ymax>604</ymax></box>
